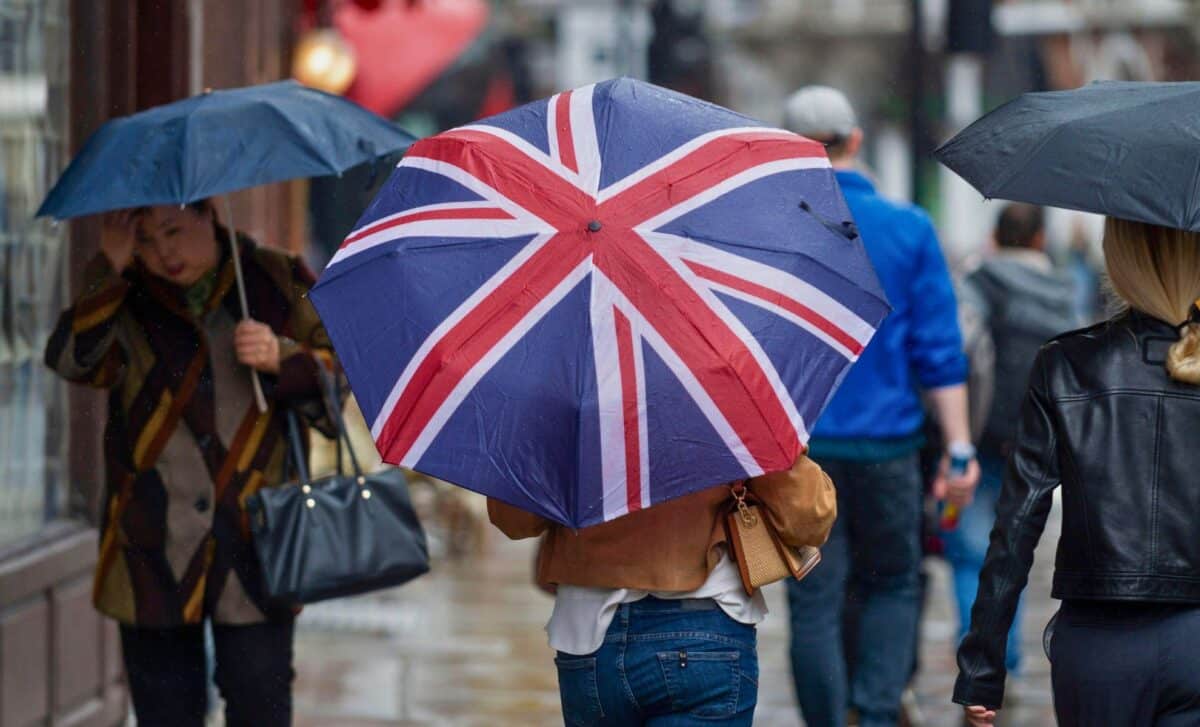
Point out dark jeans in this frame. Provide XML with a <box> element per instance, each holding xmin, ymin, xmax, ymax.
<box><xmin>786</xmin><ymin>453</ymin><xmax>923</xmax><ymax>727</ymax></box>
<box><xmin>120</xmin><ymin>618</ymin><xmax>295</xmax><ymax>727</ymax></box>
<box><xmin>942</xmin><ymin>453</ymin><xmax>1023</xmax><ymax>672</ymax></box>
<box><xmin>1050</xmin><ymin>601</ymin><xmax>1200</xmax><ymax>726</ymax></box>
<box><xmin>554</xmin><ymin>597</ymin><xmax>758</xmax><ymax>726</ymax></box>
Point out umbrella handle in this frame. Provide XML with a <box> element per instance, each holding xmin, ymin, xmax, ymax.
<box><xmin>223</xmin><ymin>196</ymin><xmax>268</xmax><ymax>414</ymax></box>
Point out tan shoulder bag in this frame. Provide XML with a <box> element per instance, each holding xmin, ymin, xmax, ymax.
<box><xmin>725</xmin><ymin>481</ymin><xmax>821</xmax><ymax>596</ymax></box>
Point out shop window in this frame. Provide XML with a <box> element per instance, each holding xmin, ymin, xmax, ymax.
<box><xmin>0</xmin><ymin>0</ymin><xmax>69</xmax><ymax>546</ymax></box>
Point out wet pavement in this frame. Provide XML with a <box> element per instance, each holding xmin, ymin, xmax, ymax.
<box><xmin>292</xmin><ymin>492</ymin><xmax>1061</xmax><ymax>726</ymax></box>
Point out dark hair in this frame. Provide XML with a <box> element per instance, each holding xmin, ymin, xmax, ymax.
<box><xmin>994</xmin><ymin>203</ymin><xmax>1044</xmax><ymax>249</ymax></box>
<box><xmin>822</xmin><ymin>134</ymin><xmax>850</xmax><ymax>159</ymax></box>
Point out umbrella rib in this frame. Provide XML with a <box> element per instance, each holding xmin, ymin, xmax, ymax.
<box><xmin>261</xmin><ymin>99</ymin><xmax>347</xmax><ymax>177</ymax></box>
<box><xmin>950</xmin><ymin>86</ymin><xmax>1200</xmax><ymax>202</ymax></box>
<box><xmin>605</xmin><ymin>230</ymin><xmax>797</xmax><ymax>468</ymax></box>
<box><xmin>634</xmin><ymin>226</ymin><xmax>888</xmax><ymax>314</ymax></box>
<box><xmin>963</xmin><ymin>121</ymin><xmax>1069</xmax><ymax>200</ymax></box>
<box><xmin>180</xmin><ymin>104</ymin><xmax>194</xmax><ymax>203</ymax></box>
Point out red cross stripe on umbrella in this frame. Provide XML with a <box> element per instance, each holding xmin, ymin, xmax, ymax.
<box><xmin>330</xmin><ymin>84</ymin><xmax>877</xmax><ymax>522</ymax></box>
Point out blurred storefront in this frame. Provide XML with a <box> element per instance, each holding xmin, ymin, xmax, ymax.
<box><xmin>697</xmin><ymin>0</ymin><xmax>1198</xmax><ymax>262</ymax></box>
<box><xmin>301</xmin><ymin>0</ymin><xmax>530</xmax><ymax>265</ymax></box>
<box><xmin>0</xmin><ymin>2</ymin><xmax>300</xmax><ymax>725</ymax></box>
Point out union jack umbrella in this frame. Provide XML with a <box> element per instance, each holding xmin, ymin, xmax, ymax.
<box><xmin>310</xmin><ymin>79</ymin><xmax>889</xmax><ymax>529</ymax></box>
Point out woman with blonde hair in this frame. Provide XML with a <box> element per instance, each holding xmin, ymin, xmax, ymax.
<box><xmin>954</xmin><ymin>217</ymin><xmax>1200</xmax><ymax>727</ymax></box>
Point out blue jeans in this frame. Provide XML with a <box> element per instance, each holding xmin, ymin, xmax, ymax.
<box><xmin>942</xmin><ymin>453</ymin><xmax>1023</xmax><ymax>672</ymax></box>
<box><xmin>554</xmin><ymin>597</ymin><xmax>758</xmax><ymax>726</ymax></box>
<box><xmin>787</xmin><ymin>453</ymin><xmax>923</xmax><ymax>727</ymax></box>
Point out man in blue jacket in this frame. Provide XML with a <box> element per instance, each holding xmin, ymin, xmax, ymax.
<box><xmin>784</xmin><ymin>86</ymin><xmax>979</xmax><ymax>727</ymax></box>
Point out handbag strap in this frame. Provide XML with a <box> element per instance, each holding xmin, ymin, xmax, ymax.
<box><xmin>285</xmin><ymin>409</ymin><xmax>311</xmax><ymax>485</ymax></box>
<box><xmin>322</xmin><ymin>374</ymin><xmax>363</xmax><ymax>478</ymax></box>
<box><xmin>281</xmin><ymin>372</ymin><xmax>364</xmax><ymax>487</ymax></box>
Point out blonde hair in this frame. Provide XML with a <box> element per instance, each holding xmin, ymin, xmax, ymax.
<box><xmin>1103</xmin><ymin>217</ymin><xmax>1200</xmax><ymax>384</ymax></box>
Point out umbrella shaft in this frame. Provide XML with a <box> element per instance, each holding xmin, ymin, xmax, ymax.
<box><xmin>223</xmin><ymin>196</ymin><xmax>268</xmax><ymax>414</ymax></box>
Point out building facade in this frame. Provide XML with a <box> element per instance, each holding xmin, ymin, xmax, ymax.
<box><xmin>0</xmin><ymin>2</ymin><xmax>300</xmax><ymax>725</ymax></box>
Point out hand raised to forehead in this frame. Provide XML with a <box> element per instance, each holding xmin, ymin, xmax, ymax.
<box><xmin>98</xmin><ymin>209</ymin><xmax>141</xmax><ymax>272</ymax></box>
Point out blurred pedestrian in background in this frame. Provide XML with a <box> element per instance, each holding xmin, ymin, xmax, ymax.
<box><xmin>1064</xmin><ymin>216</ymin><xmax>1106</xmax><ymax>325</ymax></box>
<box><xmin>782</xmin><ymin>86</ymin><xmax>979</xmax><ymax>727</ymax></box>
<box><xmin>946</xmin><ymin>203</ymin><xmax>1077</xmax><ymax>676</ymax></box>
<box><xmin>488</xmin><ymin>455</ymin><xmax>836</xmax><ymax>726</ymax></box>
<box><xmin>956</xmin><ymin>217</ymin><xmax>1200</xmax><ymax>726</ymax></box>
<box><xmin>44</xmin><ymin>203</ymin><xmax>339</xmax><ymax>727</ymax></box>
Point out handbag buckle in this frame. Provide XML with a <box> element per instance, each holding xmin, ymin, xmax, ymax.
<box><xmin>730</xmin><ymin>481</ymin><xmax>757</xmax><ymax>528</ymax></box>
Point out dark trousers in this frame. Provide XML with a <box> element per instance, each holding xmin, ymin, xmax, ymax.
<box><xmin>786</xmin><ymin>453</ymin><xmax>923</xmax><ymax>727</ymax></box>
<box><xmin>120</xmin><ymin>619</ymin><xmax>295</xmax><ymax>727</ymax></box>
<box><xmin>1050</xmin><ymin>601</ymin><xmax>1200</xmax><ymax>726</ymax></box>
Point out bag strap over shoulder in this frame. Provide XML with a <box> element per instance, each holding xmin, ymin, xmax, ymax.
<box><xmin>283</xmin><ymin>372</ymin><xmax>370</xmax><ymax>487</ymax></box>
<box><xmin>285</xmin><ymin>409</ymin><xmax>311</xmax><ymax>485</ymax></box>
<box><xmin>322</xmin><ymin>375</ymin><xmax>362</xmax><ymax>478</ymax></box>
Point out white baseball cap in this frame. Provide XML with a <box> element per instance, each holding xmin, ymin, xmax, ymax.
<box><xmin>784</xmin><ymin>85</ymin><xmax>859</xmax><ymax>141</ymax></box>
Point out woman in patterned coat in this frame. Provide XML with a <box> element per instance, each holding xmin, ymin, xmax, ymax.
<box><xmin>45</xmin><ymin>200</ymin><xmax>336</xmax><ymax>727</ymax></box>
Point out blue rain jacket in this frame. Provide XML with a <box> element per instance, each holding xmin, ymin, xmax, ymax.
<box><xmin>810</xmin><ymin>170</ymin><xmax>967</xmax><ymax>448</ymax></box>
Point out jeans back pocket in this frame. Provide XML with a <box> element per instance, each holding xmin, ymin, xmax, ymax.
<box><xmin>554</xmin><ymin>655</ymin><xmax>603</xmax><ymax>727</ymax></box>
<box><xmin>656</xmin><ymin>649</ymin><xmax>741</xmax><ymax>719</ymax></box>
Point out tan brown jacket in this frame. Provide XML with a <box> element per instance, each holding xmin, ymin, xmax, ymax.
<box><xmin>488</xmin><ymin>455</ymin><xmax>835</xmax><ymax>593</ymax></box>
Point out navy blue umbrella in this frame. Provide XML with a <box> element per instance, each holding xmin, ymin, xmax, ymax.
<box><xmin>38</xmin><ymin>80</ymin><xmax>415</xmax><ymax>411</ymax></box>
<box><xmin>37</xmin><ymin>80</ymin><xmax>415</xmax><ymax>220</ymax></box>
<box><xmin>937</xmin><ymin>80</ymin><xmax>1200</xmax><ymax>231</ymax></box>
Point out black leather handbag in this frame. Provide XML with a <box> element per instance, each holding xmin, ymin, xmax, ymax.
<box><xmin>246</xmin><ymin>404</ymin><xmax>430</xmax><ymax>604</ymax></box>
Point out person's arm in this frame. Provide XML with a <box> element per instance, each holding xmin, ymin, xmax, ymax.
<box><xmin>956</xmin><ymin>276</ymin><xmax>995</xmax><ymax>442</ymax></box>
<box><xmin>247</xmin><ymin>254</ymin><xmax>342</xmax><ymax>436</ymax></box>
<box><xmin>906</xmin><ymin>215</ymin><xmax>979</xmax><ymax>501</ymax></box>
<box><xmin>44</xmin><ymin>213</ymin><xmax>137</xmax><ymax>388</ymax></box>
<box><xmin>748</xmin><ymin>453</ymin><xmax>836</xmax><ymax>548</ymax></box>
<box><xmin>954</xmin><ymin>349</ymin><xmax>1061</xmax><ymax>713</ymax></box>
<box><xmin>928</xmin><ymin>384</ymin><xmax>981</xmax><ymax>506</ymax></box>
<box><xmin>928</xmin><ymin>384</ymin><xmax>971</xmax><ymax>445</ymax></box>
<box><xmin>487</xmin><ymin>498</ymin><xmax>552</xmax><ymax>540</ymax></box>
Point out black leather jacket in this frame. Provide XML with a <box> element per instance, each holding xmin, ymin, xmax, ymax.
<box><xmin>954</xmin><ymin>311</ymin><xmax>1200</xmax><ymax>709</ymax></box>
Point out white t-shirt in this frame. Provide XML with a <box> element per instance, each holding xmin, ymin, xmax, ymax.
<box><xmin>546</xmin><ymin>550</ymin><xmax>767</xmax><ymax>655</ymax></box>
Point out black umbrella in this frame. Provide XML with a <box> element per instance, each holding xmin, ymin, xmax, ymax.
<box><xmin>936</xmin><ymin>80</ymin><xmax>1200</xmax><ymax>231</ymax></box>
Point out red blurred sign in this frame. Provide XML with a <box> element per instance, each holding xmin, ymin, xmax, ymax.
<box><xmin>335</xmin><ymin>0</ymin><xmax>489</xmax><ymax>117</ymax></box>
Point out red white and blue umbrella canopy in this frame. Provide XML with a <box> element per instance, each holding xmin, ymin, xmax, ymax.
<box><xmin>311</xmin><ymin>78</ymin><xmax>888</xmax><ymax>529</ymax></box>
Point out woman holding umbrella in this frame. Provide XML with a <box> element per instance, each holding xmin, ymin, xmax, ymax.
<box><xmin>938</xmin><ymin>82</ymin><xmax>1200</xmax><ymax>727</ymax></box>
<box><xmin>957</xmin><ymin>219</ymin><xmax>1200</xmax><ymax>727</ymax></box>
<box><xmin>37</xmin><ymin>81</ymin><xmax>413</xmax><ymax>727</ymax></box>
<box><xmin>490</xmin><ymin>456</ymin><xmax>836</xmax><ymax>725</ymax></box>
<box><xmin>45</xmin><ymin>201</ymin><xmax>338</xmax><ymax>726</ymax></box>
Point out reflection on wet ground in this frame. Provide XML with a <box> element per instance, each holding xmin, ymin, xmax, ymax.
<box><xmin>293</xmin><ymin>495</ymin><xmax>1061</xmax><ymax>726</ymax></box>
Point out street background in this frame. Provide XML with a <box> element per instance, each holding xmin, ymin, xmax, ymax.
<box><xmin>1</xmin><ymin>0</ymin><xmax>1198</xmax><ymax>725</ymax></box>
<box><xmin>288</xmin><ymin>486</ymin><xmax>1062</xmax><ymax>726</ymax></box>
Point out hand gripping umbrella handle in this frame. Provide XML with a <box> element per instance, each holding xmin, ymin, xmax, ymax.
<box><xmin>223</xmin><ymin>196</ymin><xmax>268</xmax><ymax>414</ymax></box>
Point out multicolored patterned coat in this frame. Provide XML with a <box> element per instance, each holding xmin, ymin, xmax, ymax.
<box><xmin>46</xmin><ymin>228</ymin><xmax>336</xmax><ymax>627</ymax></box>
